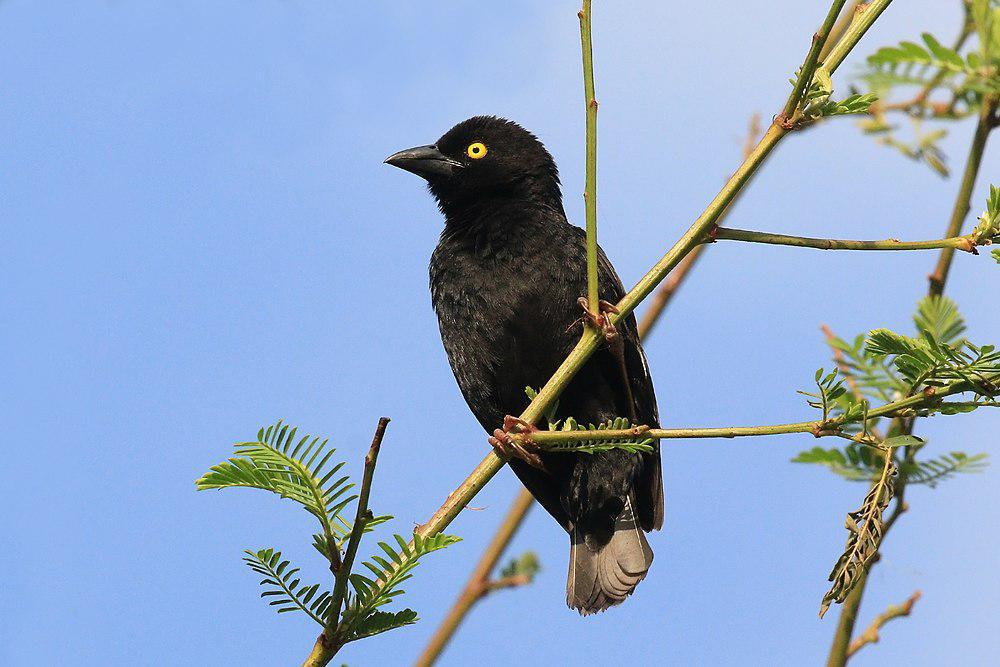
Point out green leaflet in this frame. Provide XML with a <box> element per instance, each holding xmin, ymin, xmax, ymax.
<box><xmin>341</xmin><ymin>532</ymin><xmax>461</xmax><ymax>641</ymax></box>
<box><xmin>243</xmin><ymin>548</ymin><xmax>332</xmax><ymax>627</ymax></box>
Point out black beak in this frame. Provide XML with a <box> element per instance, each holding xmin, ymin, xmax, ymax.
<box><xmin>384</xmin><ymin>144</ymin><xmax>463</xmax><ymax>179</ymax></box>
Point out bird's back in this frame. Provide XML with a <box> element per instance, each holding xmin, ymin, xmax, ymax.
<box><xmin>430</xmin><ymin>206</ymin><xmax>663</xmax><ymax>595</ymax></box>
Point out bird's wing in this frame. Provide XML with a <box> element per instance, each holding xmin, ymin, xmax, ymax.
<box><xmin>595</xmin><ymin>245</ymin><xmax>664</xmax><ymax>531</ymax></box>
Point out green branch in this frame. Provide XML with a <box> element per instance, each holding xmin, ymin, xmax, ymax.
<box><xmin>579</xmin><ymin>0</ymin><xmax>600</xmax><ymax>313</ymax></box>
<box><xmin>782</xmin><ymin>0</ymin><xmax>848</xmax><ymax>120</ymax></box>
<box><xmin>521</xmin><ymin>378</ymin><xmax>998</xmax><ymax>448</ymax></box>
<box><xmin>929</xmin><ymin>95</ymin><xmax>998</xmax><ymax>295</ymax></box>
<box><xmin>823</xmin><ymin>0</ymin><xmax>895</xmax><ymax>74</ymax></box>
<box><xmin>711</xmin><ymin>226</ymin><xmax>982</xmax><ymax>252</ymax></box>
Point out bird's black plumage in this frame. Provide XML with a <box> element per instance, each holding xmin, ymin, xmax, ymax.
<box><xmin>386</xmin><ymin>116</ymin><xmax>663</xmax><ymax>614</ymax></box>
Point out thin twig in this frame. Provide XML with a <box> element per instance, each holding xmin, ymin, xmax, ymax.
<box><xmin>782</xmin><ymin>0</ymin><xmax>848</xmax><ymax>122</ymax></box>
<box><xmin>331</xmin><ymin>417</ymin><xmax>389</xmax><ymax>626</ymax></box>
<box><xmin>580</xmin><ymin>0</ymin><xmax>600</xmax><ymax>313</ymax></box>
<box><xmin>518</xmin><ymin>377</ymin><xmax>997</xmax><ymax>447</ymax></box>
<box><xmin>303</xmin><ymin>417</ymin><xmax>390</xmax><ymax>667</ymax></box>
<box><xmin>847</xmin><ymin>591</ymin><xmax>921</xmax><ymax>657</ymax></box>
<box><xmin>711</xmin><ymin>227</ymin><xmax>981</xmax><ymax>252</ymax></box>
<box><xmin>928</xmin><ymin>95</ymin><xmax>998</xmax><ymax>295</ymax></box>
<box><xmin>819</xmin><ymin>1</ymin><xmax>867</xmax><ymax>62</ymax></box>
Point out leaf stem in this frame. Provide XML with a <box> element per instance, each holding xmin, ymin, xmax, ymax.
<box><xmin>579</xmin><ymin>0</ymin><xmax>600</xmax><ymax>313</ymax></box>
<box><xmin>711</xmin><ymin>226</ymin><xmax>980</xmax><ymax>252</ymax></box>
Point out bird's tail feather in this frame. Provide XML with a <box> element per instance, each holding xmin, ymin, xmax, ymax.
<box><xmin>566</xmin><ymin>496</ymin><xmax>653</xmax><ymax>615</ymax></box>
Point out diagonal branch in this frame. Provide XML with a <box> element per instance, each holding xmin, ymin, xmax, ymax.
<box><xmin>782</xmin><ymin>0</ymin><xmax>848</xmax><ymax>121</ymax></box>
<box><xmin>638</xmin><ymin>114</ymin><xmax>762</xmax><ymax>339</ymax></box>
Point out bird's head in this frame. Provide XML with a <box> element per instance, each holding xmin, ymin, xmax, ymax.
<box><xmin>384</xmin><ymin>116</ymin><xmax>561</xmax><ymax>215</ymax></box>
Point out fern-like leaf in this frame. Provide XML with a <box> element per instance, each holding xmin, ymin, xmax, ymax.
<box><xmin>197</xmin><ymin>422</ymin><xmax>357</xmax><ymax>542</ymax></box>
<box><xmin>913</xmin><ymin>295</ymin><xmax>967</xmax><ymax>346</ymax></box>
<box><xmin>900</xmin><ymin>451</ymin><xmax>989</xmax><ymax>487</ymax></box>
<box><xmin>792</xmin><ymin>445</ymin><xmax>882</xmax><ymax>481</ymax></box>
<box><xmin>243</xmin><ymin>548</ymin><xmax>333</xmax><ymax>626</ymax></box>
<box><xmin>541</xmin><ymin>417</ymin><xmax>655</xmax><ymax>454</ymax></box>
<box><xmin>340</xmin><ymin>532</ymin><xmax>461</xmax><ymax>636</ymax></box>
<box><xmin>820</xmin><ymin>451</ymin><xmax>897</xmax><ymax>618</ymax></box>
<box><xmin>867</xmin><ymin>33</ymin><xmax>972</xmax><ymax>74</ymax></box>
<box><xmin>344</xmin><ymin>609</ymin><xmax>419</xmax><ymax>642</ymax></box>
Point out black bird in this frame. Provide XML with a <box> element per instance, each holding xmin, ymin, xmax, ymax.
<box><xmin>385</xmin><ymin>116</ymin><xmax>662</xmax><ymax>614</ymax></box>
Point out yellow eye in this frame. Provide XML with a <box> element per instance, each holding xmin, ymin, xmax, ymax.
<box><xmin>466</xmin><ymin>142</ymin><xmax>488</xmax><ymax>159</ymax></box>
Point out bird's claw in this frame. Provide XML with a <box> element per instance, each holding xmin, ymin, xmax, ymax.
<box><xmin>576</xmin><ymin>297</ymin><xmax>620</xmax><ymax>345</ymax></box>
<box><xmin>489</xmin><ymin>416</ymin><xmax>545</xmax><ymax>470</ymax></box>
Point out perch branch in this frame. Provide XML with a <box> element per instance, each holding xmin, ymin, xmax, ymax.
<box><xmin>710</xmin><ymin>227</ymin><xmax>983</xmax><ymax>253</ymax></box>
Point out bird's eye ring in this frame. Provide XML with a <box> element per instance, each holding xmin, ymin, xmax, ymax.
<box><xmin>466</xmin><ymin>142</ymin><xmax>488</xmax><ymax>159</ymax></box>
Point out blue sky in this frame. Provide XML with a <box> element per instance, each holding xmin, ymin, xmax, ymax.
<box><xmin>3</xmin><ymin>1</ymin><xmax>998</xmax><ymax>665</ymax></box>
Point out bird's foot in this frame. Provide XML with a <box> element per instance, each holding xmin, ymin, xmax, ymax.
<box><xmin>576</xmin><ymin>297</ymin><xmax>620</xmax><ymax>345</ymax></box>
<box><xmin>489</xmin><ymin>415</ymin><xmax>545</xmax><ymax>470</ymax></box>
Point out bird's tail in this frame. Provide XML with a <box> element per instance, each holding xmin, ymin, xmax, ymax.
<box><xmin>566</xmin><ymin>496</ymin><xmax>653</xmax><ymax>615</ymax></box>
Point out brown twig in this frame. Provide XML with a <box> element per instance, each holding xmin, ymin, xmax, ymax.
<box><xmin>303</xmin><ymin>417</ymin><xmax>390</xmax><ymax>667</ymax></box>
<box><xmin>415</xmin><ymin>490</ymin><xmax>535</xmax><ymax>667</ymax></box>
<box><xmin>847</xmin><ymin>591</ymin><xmax>921</xmax><ymax>657</ymax></box>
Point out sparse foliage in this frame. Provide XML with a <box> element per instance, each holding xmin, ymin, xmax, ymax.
<box><xmin>198</xmin><ymin>3</ymin><xmax>999</xmax><ymax>665</ymax></box>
